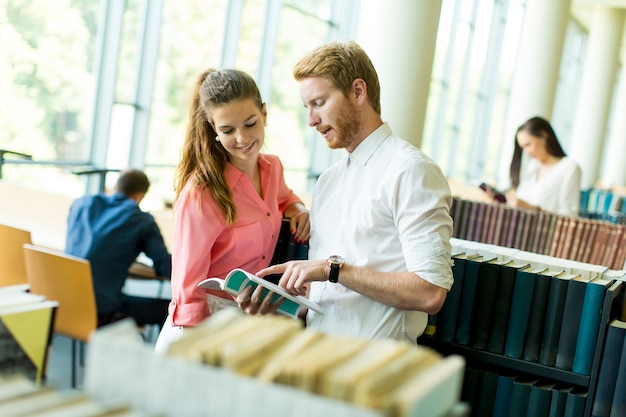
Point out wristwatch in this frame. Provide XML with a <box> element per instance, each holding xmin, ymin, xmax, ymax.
<box><xmin>327</xmin><ymin>255</ymin><xmax>345</xmax><ymax>283</ymax></box>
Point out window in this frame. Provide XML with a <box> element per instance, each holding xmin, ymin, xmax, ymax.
<box><xmin>0</xmin><ymin>0</ymin><xmax>101</xmax><ymax>194</ymax></box>
<box><xmin>1</xmin><ymin>0</ymin><xmax>358</xmax><ymax>207</ymax></box>
<box><xmin>423</xmin><ymin>0</ymin><xmax>588</xmax><ymax>187</ymax></box>
<box><xmin>423</xmin><ymin>0</ymin><xmax>527</xmax><ymax>185</ymax></box>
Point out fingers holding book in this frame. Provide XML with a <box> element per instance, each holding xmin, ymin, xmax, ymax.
<box><xmin>237</xmin><ymin>283</ymin><xmax>283</xmax><ymax>316</ymax></box>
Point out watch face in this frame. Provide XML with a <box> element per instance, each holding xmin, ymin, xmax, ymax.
<box><xmin>328</xmin><ymin>255</ymin><xmax>345</xmax><ymax>265</ymax></box>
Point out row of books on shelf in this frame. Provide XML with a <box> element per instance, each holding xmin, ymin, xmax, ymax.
<box><xmin>0</xmin><ymin>373</ymin><xmax>152</xmax><ymax>416</ymax></box>
<box><xmin>0</xmin><ymin>284</ymin><xmax>57</xmax><ymax>385</ymax></box>
<box><xmin>461</xmin><ymin>317</ymin><xmax>626</xmax><ymax>417</ymax></box>
<box><xmin>450</xmin><ymin>197</ymin><xmax>626</xmax><ymax>270</ymax></box>
<box><xmin>425</xmin><ymin>238</ymin><xmax>624</xmax><ymax>377</ymax></box>
<box><xmin>578</xmin><ymin>211</ymin><xmax>626</xmax><ymax>225</ymax></box>
<box><xmin>461</xmin><ymin>367</ymin><xmax>588</xmax><ymax>417</ymax></box>
<box><xmin>579</xmin><ymin>188</ymin><xmax>626</xmax><ymax>217</ymax></box>
<box><xmin>83</xmin><ymin>313</ymin><xmax>466</xmax><ymax>417</ymax></box>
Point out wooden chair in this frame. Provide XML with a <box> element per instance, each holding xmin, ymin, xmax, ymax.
<box><xmin>0</xmin><ymin>224</ymin><xmax>32</xmax><ymax>287</ymax></box>
<box><xmin>22</xmin><ymin>243</ymin><xmax>98</xmax><ymax>388</ymax></box>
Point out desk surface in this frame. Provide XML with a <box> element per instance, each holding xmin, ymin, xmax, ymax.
<box><xmin>127</xmin><ymin>262</ymin><xmax>169</xmax><ymax>281</ymax></box>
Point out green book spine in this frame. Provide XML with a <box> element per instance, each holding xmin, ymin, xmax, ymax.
<box><xmin>508</xmin><ymin>377</ymin><xmax>538</xmax><ymax>417</ymax></box>
<box><xmin>527</xmin><ymin>381</ymin><xmax>556</xmax><ymax>417</ymax></box>
<box><xmin>437</xmin><ymin>255</ymin><xmax>468</xmax><ymax>342</ymax></box>
<box><xmin>504</xmin><ymin>268</ymin><xmax>539</xmax><ymax>358</ymax></box>
<box><xmin>592</xmin><ymin>319</ymin><xmax>626</xmax><ymax>417</ymax></box>
<box><xmin>469</xmin><ymin>261</ymin><xmax>501</xmax><ymax>350</ymax></box>
<box><xmin>548</xmin><ymin>384</ymin><xmax>573</xmax><ymax>417</ymax></box>
<box><xmin>563</xmin><ymin>388</ymin><xmax>587</xmax><ymax>417</ymax></box>
<box><xmin>609</xmin><ymin>330</ymin><xmax>626</xmax><ymax>417</ymax></box>
<box><xmin>572</xmin><ymin>278</ymin><xmax>613</xmax><ymax>375</ymax></box>
<box><xmin>554</xmin><ymin>278</ymin><xmax>588</xmax><ymax>370</ymax></box>
<box><xmin>461</xmin><ymin>366</ymin><xmax>482</xmax><ymax>409</ymax></box>
<box><xmin>474</xmin><ymin>370</ymin><xmax>499</xmax><ymax>417</ymax></box>
<box><xmin>455</xmin><ymin>257</ymin><xmax>484</xmax><ymax>345</ymax></box>
<box><xmin>487</xmin><ymin>262</ymin><xmax>528</xmax><ymax>354</ymax></box>
<box><xmin>522</xmin><ymin>270</ymin><xmax>552</xmax><ymax>362</ymax></box>
<box><xmin>538</xmin><ymin>273</ymin><xmax>571</xmax><ymax>366</ymax></box>
<box><xmin>492</xmin><ymin>374</ymin><xmax>515</xmax><ymax>417</ymax></box>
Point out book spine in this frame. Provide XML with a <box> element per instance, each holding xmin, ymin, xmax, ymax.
<box><xmin>527</xmin><ymin>382</ymin><xmax>555</xmax><ymax>417</ymax></box>
<box><xmin>563</xmin><ymin>388</ymin><xmax>587</xmax><ymax>417</ymax></box>
<box><xmin>609</xmin><ymin>332</ymin><xmax>626</xmax><ymax>417</ymax></box>
<box><xmin>549</xmin><ymin>217</ymin><xmax>564</xmax><ymax>258</ymax></box>
<box><xmin>522</xmin><ymin>272</ymin><xmax>551</xmax><ymax>362</ymax></box>
<box><xmin>548</xmin><ymin>384</ymin><xmax>573</xmax><ymax>417</ymax></box>
<box><xmin>572</xmin><ymin>282</ymin><xmax>610</xmax><ymax>375</ymax></box>
<box><xmin>554</xmin><ymin>280</ymin><xmax>587</xmax><ymax>371</ymax></box>
<box><xmin>591</xmin><ymin>320</ymin><xmax>626</xmax><ymax>417</ymax></box>
<box><xmin>459</xmin><ymin>199</ymin><xmax>474</xmax><ymax>240</ymax></box>
<box><xmin>538</xmin><ymin>276</ymin><xmax>570</xmax><ymax>366</ymax></box>
<box><xmin>486</xmin><ymin>263</ymin><xmax>518</xmax><ymax>354</ymax></box>
<box><xmin>507</xmin><ymin>377</ymin><xmax>537</xmax><ymax>417</ymax></box>
<box><xmin>503</xmin><ymin>270</ymin><xmax>537</xmax><ymax>359</ymax></box>
<box><xmin>437</xmin><ymin>257</ymin><xmax>467</xmax><ymax>342</ymax></box>
<box><xmin>491</xmin><ymin>374</ymin><xmax>515</xmax><ymax>417</ymax></box>
<box><xmin>469</xmin><ymin>262</ymin><xmax>500</xmax><ymax>350</ymax></box>
<box><xmin>473</xmin><ymin>370</ymin><xmax>499</xmax><ymax>417</ymax></box>
<box><xmin>454</xmin><ymin>258</ymin><xmax>482</xmax><ymax>346</ymax></box>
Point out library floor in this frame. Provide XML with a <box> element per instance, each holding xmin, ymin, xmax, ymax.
<box><xmin>43</xmin><ymin>278</ymin><xmax>168</xmax><ymax>391</ymax></box>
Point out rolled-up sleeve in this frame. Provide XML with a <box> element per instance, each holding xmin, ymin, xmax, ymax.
<box><xmin>394</xmin><ymin>158</ymin><xmax>454</xmax><ymax>290</ymax></box>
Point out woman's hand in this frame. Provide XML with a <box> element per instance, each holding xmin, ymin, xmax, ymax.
<box><xmin>289</xmin><ymin>210</ymin><xmax>310</xmax><ymax>243</ymax></box>
<box><xmin>236</xmin><ymin>284</ymin><xmax>282</xmax><ymax>315</ymax></box>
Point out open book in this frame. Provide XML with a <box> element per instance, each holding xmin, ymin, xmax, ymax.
<box><xmin>197</xmin><ymin>268</ymin><xmax>322</xmax><ymax>319</ymax></box>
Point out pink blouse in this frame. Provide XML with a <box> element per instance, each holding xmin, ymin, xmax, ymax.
<box><xmin>168</xmin><ymin>154</ymin><xmax>301</xmax><ymax>326</ymax></box>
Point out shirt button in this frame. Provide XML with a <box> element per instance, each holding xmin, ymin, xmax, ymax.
<box><xmin>266</xmin><ymin>212</ymin><xmax>270</xmax><ymax>216</ymax></box>
<box><xmin>262</xmin><ymin>256</ymin><xmax>266</xmax><ymax>260</ymax></box>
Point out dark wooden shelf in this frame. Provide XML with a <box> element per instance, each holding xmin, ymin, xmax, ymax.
<box><xmin>419</xmin><ymin>338</ymin><xmax>590</xmax><ymax>387</ymax></box>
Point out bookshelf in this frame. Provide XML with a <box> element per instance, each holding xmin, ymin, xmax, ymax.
<box><xmin>83</xmin><ymin>318</ymin><xmax>467</xmax><ymax>417</ymax></box>
<box><xmin>419</xmin><ymin>241</ymin><xmax>625</xmax><ymax>417</ymax></box>
<box><xmin>450</xmin><ymin>197</ymin><xmax>626</xmax><ymax>270</ymax></box>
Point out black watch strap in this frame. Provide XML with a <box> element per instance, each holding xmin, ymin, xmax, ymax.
<box><xmin>329</xmin><ymin>263</ymin><xmax>340</xmax><ymax>283</ymax></box>
<box><xmin>327</xmin><ymin>255</ymin><xmax>344</xmax><ymax>283</ymax></box>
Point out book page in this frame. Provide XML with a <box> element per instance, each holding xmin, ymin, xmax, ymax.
<box><xmin>197</xmin><ymin>277</ymin><xmax>225</xmax><ymax>292</ymax></box>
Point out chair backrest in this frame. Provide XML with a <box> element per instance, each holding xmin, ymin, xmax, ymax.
<box><xmin>0</xmin><ymin>224</ymin><xmax>32</xmax><ymax>287</ymax></box>
<box><xmin>22</xmin><ymin>243</ymin><xmax>97</xmax><ymax>342</ymax></box>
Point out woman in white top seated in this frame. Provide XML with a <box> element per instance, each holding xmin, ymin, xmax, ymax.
<box><xmin>506</xmin><ymin>116</ymin><xmax>581</xmax><ymax>217</ymax></box>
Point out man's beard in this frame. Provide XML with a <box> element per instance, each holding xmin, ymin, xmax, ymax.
<box><xmin>327</xmin><ymin>101</ymin><xmax>360</xmax><ymax>150</ymax></box>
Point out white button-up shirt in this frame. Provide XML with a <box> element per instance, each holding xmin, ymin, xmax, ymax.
<box><xmin>516</xmin><ymin>156</ymin><xmax>581</xmax><ymax>217</ymax></box>
<box><xmin>307</xmin><ymin>123</ymin><xmax>454</xmax><ymax>343</ymax></box>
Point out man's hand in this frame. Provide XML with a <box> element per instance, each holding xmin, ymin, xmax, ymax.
<box><xmin>257</xmin><ymin>260</ymin><xmax>327</xmax><ymax>296</ymax></box>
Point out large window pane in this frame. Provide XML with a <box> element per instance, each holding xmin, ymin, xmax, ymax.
<box><xmin>145</xmin><ymin>0</ymin><xmax>228</xmax><ymax>205</ymax></box>
<box><xmin>264</xmin><ymin>1</ymin><xmax>337</xmax><ymax>195</ymax></box>
<box><xmin>0</xmin><ymin>0</ymin><xmax>100</xmax><ymax>194</ymax></box>
<box><xmin>423</xmin><ymin>0</ymin><xmax>526</xmax><ymax>185</ymax></box>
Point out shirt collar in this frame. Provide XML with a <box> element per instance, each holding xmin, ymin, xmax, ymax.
<box><xmin>224</xmin><ymin>153</ymin><xmax>270</xmax><ymax>188</ymax></box>
<box><xmin>348</xmin><ymin>122</ymin><xmax>392</xmax><ymax>167</ymax></box>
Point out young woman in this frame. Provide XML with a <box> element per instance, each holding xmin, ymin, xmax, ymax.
<box><xmin>155</xmin><ymin>69</ymin><xmax>310</xmax><ymax>352</ymax></box>
<box><xmin>505</xmin><ymin>116</ymin><xmax>581</xmax><ymax>217</ymax></box>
